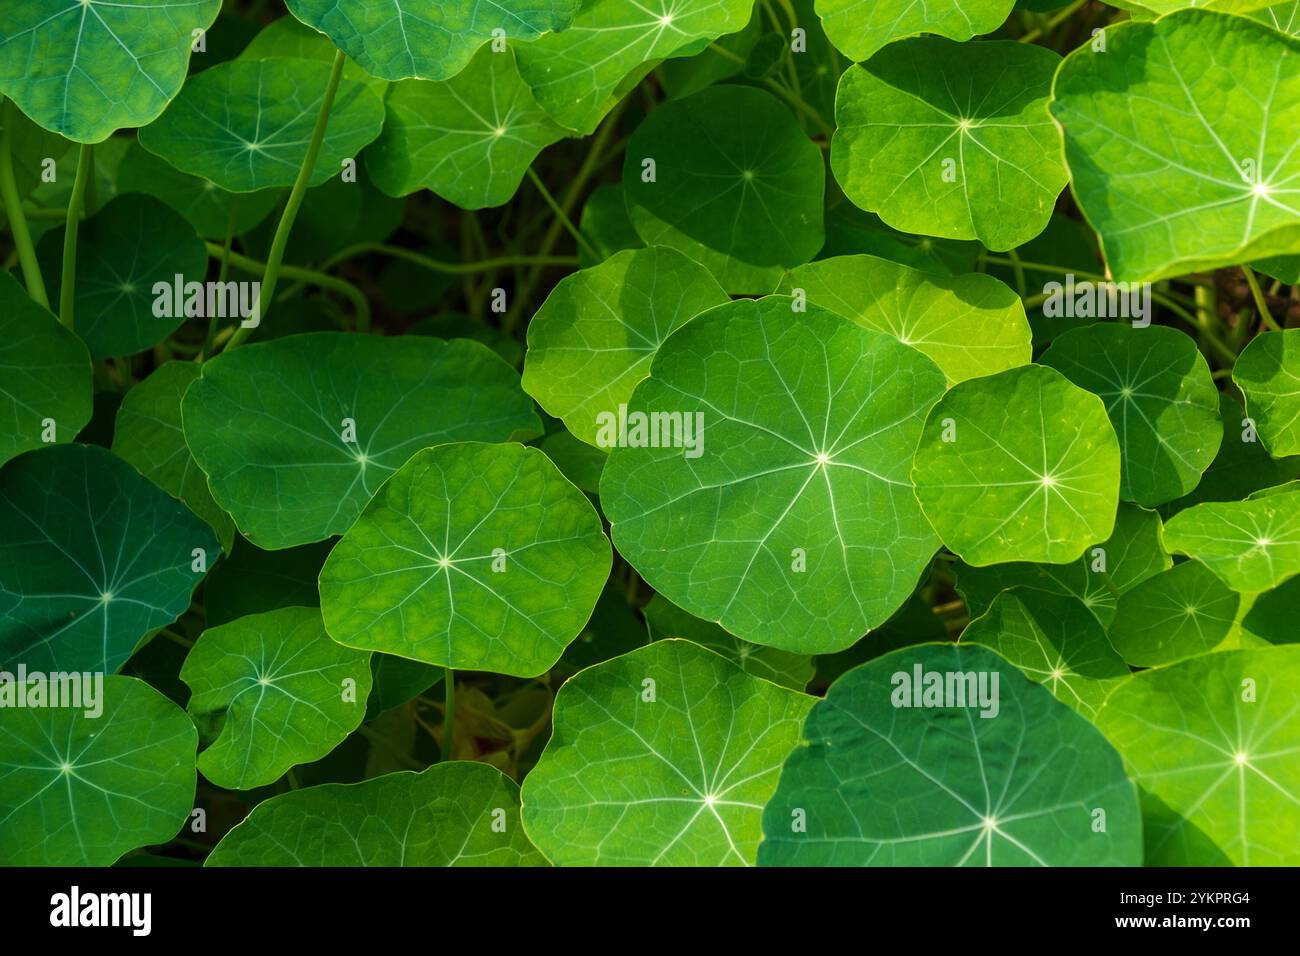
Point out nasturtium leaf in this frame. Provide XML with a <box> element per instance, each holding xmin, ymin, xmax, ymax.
<box><xmin>0</xmin><ymin>444</ymin><xmax>216</xmax><ymax>674</ymax></box>
<box><xmin>366</xmin><ymin>653</ymin><xmax>442</xmax><ymax>720</ymax></box>
<box><xmin>624</xmin><ymin>86</ymin><xmax>824</xmax><ymax>293</ymax></box>
<box><xmin>0</xmin><ymin>0</ymin><xmax>222</xmax><ymax>142</ymax></box>
<box><xmin>523</xmin><ymin>246</ymin><xmax>729</xmax><ymax>447</ymax></box>
<box><xmin>759</xmin><ymin>643</ymin><xmax>1142</xmax><ymax>866</ymax></box>
<box><xmin>1108</xmin><ymin>559</ymin><xmax>1239</xmax><ymax>667</ymax></box>
<box><xmin>1097</xmin><ymin>646</ymin><xmax>1300</xmax><ymax>865</ymax></box>
<box><xmin>207</xmin><ymin>761</ymin><xmax>545</xmax><ymax>866</ymax></box>
<box><xmin>643</xmin><ymin>595</ymin><xmax>814</xmax><ymax>691</ymax></box>
<box><xmin>815</xmin><ymin>0</ymin><xmax>1015</xmax><ymax>62</ymax></box>
<box><xmin>1108</xmin><ymin>0</ymin><xmax>1281</xmax><ymax>16</ymax></box>
<box><xmin>1251</xmin><ymin>2</ymin><xmax>1300</xmax><ymax>36</ymax></box>
<box><xmin>1051</xmin><ymin>11</ymin><xmax>1300</xmax><ymax>281</ymax></box>
<box><xmin>181</xmin><ymin>333</ymin><xmax>541</xmax><ymax>549</ymax></box>
<box><xmin>0</xmin><ymin>103</ymin><xmax>71</xmax><ymax>199</ymax></box>
<box><xmin>1162</xmin><ymin>489</ymin><xmax>1300</xmax><ymax>593</ymax></box>
<box><xmin>319</xmin><ymin>442</ymin><xmax>611</xmax><ymax>677</ymax></box>
<box><xmin>117</xmin><ymin>141</ymin><xmax>280</xmax><ymax>239</ymax></box>
<box><xmin>777</xmin><ymin>254</ymin><xmax>1031</xmax><ymax>385</ymax></box>
<box><xmin>515</xmin><ymin>0</ymin><xmax>754</xmax><ymax>135</ymax></box>
<box><xmin>833</xmin><ymin>38</ymin><xmax>1066</xmax><ymax>251</ymax></box>
<box><xmin>601</xmin><ymin>297</ymin><xmax>947</xmax><ymax>654</ymax></box>
<box><xmin>0</xmin><ymin>675</ymin><xmax>196</xmax><ymax>866</ymax></box>
<box><xmin>912</xmin><ymin>364</ymin><xmax>1122</xmax><ymax>566</ymax></box>
<box><xmin>1040</xmin><ymin>323</ymin><xmax>1221</xmax><ymax>506</ymax></box>
<box><xmin>137</xmin><ymin>57</ymin><xmax>384</xmax><ymax>192</ymax></box>
<box><xmin>955</xmin><ymin>503</ymin><xmax>1170</xmax><ymax>627</ymax></box>
<box><xmin>961</xmin><ymin>589</ymin><xmax>1128</xmax><ymax>717</ymax></box>
<box><xmin>1170</xmin><ymin>393</ymin><xmax>1300</xmax><ymax>510</ymax></box>
<box><xmin>1242</xmin><ymin>576</ymin><xmax>1300</xmax><ymax>644</ymax></box>
<box><xmin>112</xmin><ymin>362</ymin><xmax>235</xmax><ymax>552</ymax></box>
<box><xmin>367</xmin><ymin>47</ymin><xmax>567</xmax><ymax>209</ymax></box>
<box><xmin>38</xmin><ymin>194</ymin><xmax>208</xmax><ymax>359</ymax></box>
<box><xmin>788</xmin><ymin>0</ymin><xmax>843</xmax><ymax>124</ymax></box>
<box><xmin>181</xmin><ymin>606</ymin><xmax>372</xmax><ymax>789</ymax></box>
<box><xmin>521</xmin><ymin>639</ymin><xmax>814</xmax><ymax>865</ymax></box>
<box><xmin>1234</xmin><ymin>329</ymin><xmax>1300</xmax><ymax>457</ymax></box>
<box><xmin>285</xmin><ymin>0</ymin><xmax>580</xmax><ymax>82</ymax></box>
<box><xmin>560</xmin><ymin>580</ymin><xmax>646</xmax><ymax>671</ymax></box>
<box><xmin>537</xmin><ymin>430</ymin><xmax>606</xmax><ymax>495</ymax></box>
<box><xmin>819</xmin><ymin>204</ymin><xmax>980</xmax><ymax>276</ymax></box>
<box><xmin>0</xmin><ymin>270</ymin><xmax>92</xmax><ymax>467</ymax></box>
<box><xmin>578</xmin><ymin>183</ymin><xmax>644</xmax><ymax>267</ymax></box>
<box><xmin>658</xmin><ymin>9</ymin><xmax>761</xmax><ymax>99</ymax></box>
<box><xmin>239</xmin><ymin>14</ymin><xmax>388</xmax><ymax>96</ymax></box>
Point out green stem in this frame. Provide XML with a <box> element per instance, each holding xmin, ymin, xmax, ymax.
<box><xmin>318</xmin><ymin>241</ymin><xmax>577</xmax><ymax>276</ymax></box>
<box><xmin>1019</xmin><ymin>0</ymin><xmax>1088</xmax><ymax>43</ymax></box>
<box><xmin>201</xmin><ymin>199</ymin><xmax>239</xmax><ymax>361</ymax></box>
<box><xmin>1097</xmin><ymin>570</ymin><xmax>1122</xmax><ymax>602</ymax></box>
<box><xmin>223</xmin><ymin>48</ymin><xmax>347</xmax><ymax>351</ymax></box>
<box><xmin>526</xmin><ymin>166</ymin><xmax>598</xmax><ymax>261</ymax></box>
<box><xmin>59</xmin><ymin>144</ymin><xmax>92</xmax><ymax>330</ymax></box>
<box><xmin>210</xmin><ymin>242</ymin><xmax>370</xmax><ymax>331</ymax></box>
<box><xmin>442</xmin><ymin>667</ymin><xmax>456</xmax><ymax>762</ymax></box>
<box><xmin>0</xmin><ymin>99</ymin><xmax>48</xmax><ymax>307</ymax></box>
<box><xmin>1242</xmin><ymin>264</ymin><xmax>1283</xmax><ymax>333</ymax></box>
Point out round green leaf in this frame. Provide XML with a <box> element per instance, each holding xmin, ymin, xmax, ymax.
<box><xmin>112</xmin><ymin>362</ymin><xmax>235</xmax><ymax>552</ymax></box>
<box><xmin>1171</xmin><ymin>392</ymin><xmax>1300</xmax><ymax>510</ymax></box>
<box><xmin>367</xmin><ymin>47</ymin><xmax>567</xmax><ymax>209</ymax></box>
<box><xmin>207</xmin><ymin>761</ymin><xmax>545</xmax><ymax>865</ymax></box>
<box><xmin>601</xmin><ymin>296</ymin><xmax>947</xmax><ymax>654</ymax></box>
<box><xmin>1234</xmin><ymin>329</ymin><xmax>1300</xmax><ymax>457</ymax></box>
<box><xmin>0</xmin><ymin>444</ymin><xmax>217</xmax><ymax>674</ymax></box>
<box><xmin>777</xmin><ymin>254</ymin><xmax>1032</xmax><ymax>385</ymax></box>
<box><xmin>38</xmin><ymin>193</ymin><xmax>208</xmax><ymax>359</ymax></box>
<box><xmin>912</xmin><ymin>364</ymin><xmax>1121</xmax><ymax>566</ymax></box>
<box><xmin>0</xmin><ymin>0</ymin><xmax>221</xmax><ymax>142</ymax></box>
<box><xmin>1108</xmin><ymin>559</ymin><xmax>1240</xmax><ymax>667</ymax></box>
<box><xmin>833</xmin><ymin>38</ymin><xmax>1067</xmax><ymax>251</ymax></box>
<box><xmin>1051</xmin><ymin>11</ymin><xmax>1300</xmax><ymax>281</ymax></box>
<box><xmin>1096</xmin><ymin>646</ymin><xmax>1300</xmax><ymax>865</ymax></box>
<box><xmin>137</xmin><ymin>57</ymin><xmax>385</xmax><ymax>192</ymax></box>
<box><xmin>1242</xmin><ymin>576</ymin><xmax>1300</xmax><ymax>644</ymax></box>
<box><xmin>1162</xmin><ymin>489</ymin><xmax>1300</xmax><ymax>593</ymax></box>
<box><xmin>624</xmin><ymin>86</ymin><xmax>824</xmax><ymax>293</ymax></box>
<box><xmin>1041</xmin><ymin>323</ymin><xmax>1221</xmax><ymax>506</ymax></box>
<box><xmin>0</xmin><ymin>270</ymin><xmax>92</xmax><ymax>467</ymax></box>
<box><xmin>285</xmin><ymin>0</ymin><xmax>580</xmax><ymax>82</ymax></box>
<box><xmin>181</xmin><ymin>333</ymin><xmax>541</xmax><ymax>550</ymax></box>
<box><xmin>319</xmin><ymin>442</ymin><xmax>612</xmax><ymax>677</ymax></box>
<box><xmin>181</xmin><ymin>606</ymin><xmax>372</xmax><ymax>789</ymax></box>
<box><xmin>759</xmin><ymin>643</ymin><xmax>1142</xmax><ymax>866</ymax></box>
<box><xmin>962</xmin><ymin>589</ymin><xmax>1129</xmax><ymax>717</ymax></box>
<box><xmin>522</xmin><ymin>246</ymin><xmax>730</xmax><ymax>447</ymax></box>
<box><xmin>521</xmin><ymin>639</ymin><xmax>814</xmax><ymax>865</ymax></box>
<box><xmin>515</xmin><ymin>0</ymin><xmax>755</xmax><ymax>135</ymax></box>
<box><xmin>0</xmin><ymin>675</ymin><xmax>197</xmax><ymax>865</ymax></box>
<box><xmin>815</xmin><ymin>0</ymin><xmax>1015</xmax><ymax>62</ymax></box>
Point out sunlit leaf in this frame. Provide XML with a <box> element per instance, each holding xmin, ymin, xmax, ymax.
<box><xmin>1234</xmin><ymin>329</ymin><xmax>1300</xmax><ymax>457</ymax></box>
<box><xmin>1108</xmin><ymin>559</ymin><xmax>1240</xmax><ymax>667</ymax></box>
<box><xmin>815</xmin><ymin>0</ymin><xmax>1015</xmax><ymax>62</ymax></box>
<box><xmin>1162</xmin><ymin>488</ymin><xmax>1300</xmax><ymax>593</ymax></box>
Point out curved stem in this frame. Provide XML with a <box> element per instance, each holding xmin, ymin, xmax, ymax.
<box><xmin>59</xmin><ymin>144</ymin><xmax>92</xmax><ymax>330</ymax></box>
<box><xmin>224</xmin><ymin>48</ymin><xmax>347</xmax><ymax>351</ymax></box>
<box><xmin>1242</xmin><ymin>264</ymin><xmax>1283</xmax><ymax>333</ymax></box>
<box><xmin>526</xmin><ymin>166</ymin><xmax>598</xmax><ymax>261</ymax></box>
<box><xmin>442</xmin><ymin>667</ymin><xmax>456</xmax><ymax>762</ymax></box>
<box><xmin>209</xmin><ymin>242</ymin><xmax>370</xmax><ymax>331</ymax></box>
<box><xmin>0</xmin><ymin>99</ymin><xmax>48</xmax><ymax>307</ymax></box>
<box><xmin>319</xmin><ymin>241</ymin><xmax>577</xmax><ymax>276</ymax></box>
<box><xmin>201</xmin><ymin>199</ymin><xmax>240</xmax><ymax>361</ymax></box>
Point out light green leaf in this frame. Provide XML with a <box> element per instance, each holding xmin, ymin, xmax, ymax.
<box><xmin>181</xmin><ymin>332</ymin><xmax>541</xmax><ymax>550</ymax></box>
<box><xmin>207</xmin><ymin>761</ymin><xmax>546</xmax><ymax>865</ymax></box>
<box><xmin>112</xmin><ymin>362</ymin><xmax>235</xmax><ymax>552</ymax></box>
<box><xmin>962</xmin><ymin>589</ymin><xmax>1128</xmax><ymax>717</ymax></box>
<box><xmin>137</xmin><ymin>57</ymin><xmax>385</xmax><ymax>192</ymax></box>
<box><xmin>1249</xmin><ymin>2</ymin><xmax>1300</xmax><ymax>36</ymax></box>
<box><xmin>1096</xmin><ymin>646</ymin><xmax>1300</xmax><ymax>865</ymax></box>
<box><xmin>759</xmin><ymin>643</ymin><xmax>1142</xmax><ymax>866</ymax></box>
<box><xmin>523</xmin><ymin>246</ymin><xmax>729</xmax><ymax>447</ymax></box>
<box><xmin>1169</xmin><ymin>393</ymin><xmax>1300</xmax><ymax>510</ymax></box>
<box><xmin>1234</xmin><ymin>329</ymin><xmax>1300</xmax><ymax>457</ymax></box>
<box><xmin>0</xmin><ymin>675</ymin><xmax>195</xmax><ymax>866</ymax></box>
<box><xmin>912</xmin><ymin>364</ymin><xmax>1121</xmax><ymax>566</ymax></box>
<box><xmin>521</xmin><ymin>639</ymin><xmax>814</xmax><ymax>865</ymax></box>
<box><xmin>319</xmin><ymin>442</ymin><xmax>611</xmax><ymax>677</ymax></box>
<box><xmin>181</xmin><ymin>606</ymin><xmax>372</xmax><ymax>789</ymax></box>
<box><xmin>815</xmin><ymin>0</ymin><xmax>1015</xmax><ymax>62</ymax></box>
<box><xmin>1162</xmin><ymin>489</ymin><xmax>1300</xmax><ymax>593</ymax></box>
<box><xmin>515</xmin><ymin>0</ymin><xmax>756</xmax><ymax>135</ymax></box>
<box><xmin>0</xmin><ymin>270</ymin><xmax>92</xmax><ymax>468</ymax></box>
<box><xmin>833</xmin><ymin>38</ymin><xmax>1066</xmax><ymax>250</ymax></box>
<box><xmin>239</xmin><ymin>14</ymin><xmax>388</xmax><ymax>97</ymax></box>
<box><xmin>601</xmin><ymin>296</ymin><xmax>947</xmax><ymax>654</ymax></box>
<box><xmin>38</xmin><ymin>193</ymin><xmax>208</xmax><ymax>359</ymax></box>
<box><xmin>1041</xmin><ymin>323</ymin><xmax>1221</xmax><ymax>506</ymax></box>
<box><xmin>643</xmin><ymin>594</ymin><xmax>814</xmax><ymax>691</ymax></box>
<box><xmin>658</xmin><ymin>9</ymin><xmax>761</xmax><ymax>99</ymax></box>
<box><xmin>367</xmin><ymin>46</ymin><xmax>567</xmax><ymax>209</ymax></box>
<box><xmin>777</xmin><ymin>254</ymin><xmax>1031</xmax><ymax>385</ymax></box>
<box><xmin>1050</xmin><ymin>11</ymin><xmax>1300</xmax><ymax>281</ymax></box>
<box><xmin>285</xmin><ymin>0</ymin><xmax>580</xmax><ymax>82</ymax></box>
<box><xmin>1109</xmin><ymin>0</ymin><xmax>1281</xmax><ymax>16</ymax></box>
<box><xmin>0</xmin><ymin>0</ymin><xmax>221</xmax><ymax>142</ymax></box>
<box><xmin>955</xmin><ymin>503</ymin><xmax>1170</xmax><ymax>627</ymax></box>
<box><xmin>1108</xmin><ymin>559</ymin><xmax>1239</xmax><ymax>667</ymax></box>
<box><xmin>0</xmin><ymin>444</ymin><xmax>216</xmax><ymax>674</ymax></box>
<box><xmin>624</xmin><ymin>86</ymin><xmax>824</xmax><ymax>293</ymax></box>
